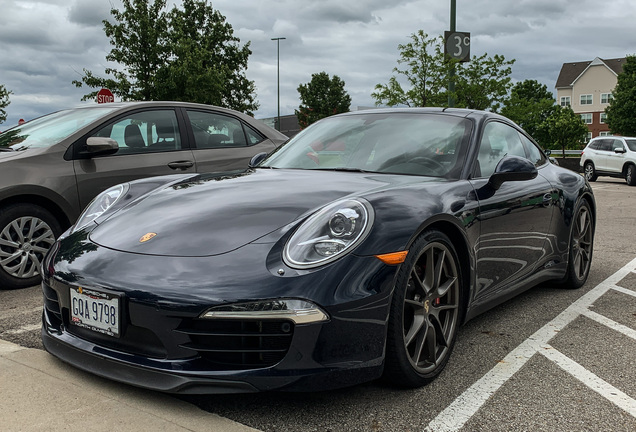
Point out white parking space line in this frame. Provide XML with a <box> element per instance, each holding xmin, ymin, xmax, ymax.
<box><xmin>424</xmin><ymin>256</ymin><xmax>636</xmax><ymax>432</ymax></box>
<box><xmin>583</xmin><ymin>310</ymin><xmax>636</xmax><ymax>341</ymax></box>
<box><xmin>1</xmin><ymin>323</ymin><xmax>41</xmax><ymax>335</ymax></box>
<box><xmin>612</xmin><ymin>285</ymin><xmax>636</xmax><ymax>298</ymax></box>
<box><xmin>540</xmin><ymin>345</ymin><xmax>636</xmax><ymax>417</ymax></box>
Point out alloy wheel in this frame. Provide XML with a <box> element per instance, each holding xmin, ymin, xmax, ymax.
<box><xmin>402</xmin><ymin>242</ymin><xmax>460</xmax><ymax>374</ymax></box>
<box><xmin>0</xmin><ymin>216</ymin><xmax>55</xmax><ymax>279</ymax></box>
<box><xmin>571</xmin><ymin>206</ymin><xmax>593</xmax><ymax>280</ymax></box>
<box><xmin>584</xmin><ymin>163</ymin><xmax>595</xmax><ymax>181</ymax></box>
<box><xmin>627</xmin><ymin>166</ymin><xmax>635</xmax><ymax>186</ymax></box>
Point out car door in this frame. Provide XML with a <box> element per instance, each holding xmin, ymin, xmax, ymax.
<box><xmin>183</xmin><ymin>109</ymin><xmax>278</xmax><ymax>173</ymax></box>
<box><xmin>72</xmin><ymin>108</ymin><xmax>196</xmax><ymax>209</ymax></box>
<box><xmin>605</xmin><ymin>138</ymin><xmax>626</xmax><ymax>173</ymax></box>
<box><xmin>594</xmin><ymin>139</ymin><xmax>612</xmax><ymax>171</ymax></box>
<box><xmin>469</xmin><ymin>121</ymin><xmax>555</xmax><ymax>301</ymax></box>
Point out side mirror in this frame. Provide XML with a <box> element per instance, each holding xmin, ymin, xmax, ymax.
<box><xmin>86</xmin><ymin>137</ymin><xmax>119</xmax><ymax>156</ymax></box>
<box><xmin>545</xmin><ymin>149</ymin><xmax>552</xmax><ymax>156</ymax></box>
<box><xmin>249</xmin><ymin>152</ymin><xmax>268</xmax><ymax>168</ymax></box>
<box><xmin>488</xmin><ymin>155</ymin><xmax>538</xmax><ymax>190</ymax></box>
<box><xmin>615</xmin><ymin>147</ymin><xmax>627</xmax><ymax>154</ymax></box>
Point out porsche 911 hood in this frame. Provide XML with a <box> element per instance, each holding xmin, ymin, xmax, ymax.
<box><xmin>89</xmin><ymin>169</ymin><xmax>432</xmax><ymax>257</ymax></box>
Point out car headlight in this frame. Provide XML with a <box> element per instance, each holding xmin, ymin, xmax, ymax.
<box><xmin>284</xmin><ymin>198</ymin><xmax>374</xmax><ymax>269</ymax></box>
<box><xmin>72</xmin><ymin>184</ymin><xmax>128</xmax><ymax>233</ymax></box>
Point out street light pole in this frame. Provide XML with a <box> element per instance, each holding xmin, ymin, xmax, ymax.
<box><xmin>271</xmin><ymin>37</ymin><xmax>286</xmax><ymax>131</ymax></box>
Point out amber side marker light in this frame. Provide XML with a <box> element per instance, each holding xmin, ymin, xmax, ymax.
<box><xmin>375</xmin><ymin>251</ymin><xmax>408</xmax><ymax>265</ymax></box>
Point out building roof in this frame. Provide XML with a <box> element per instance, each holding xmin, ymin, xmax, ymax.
<box><xmin>555</xmin><ymin>57</ymin><xmax>625</xmax><ymax>88</ymax></box>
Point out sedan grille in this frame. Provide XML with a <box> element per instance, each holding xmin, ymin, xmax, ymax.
<box><xmin>177</xmin><ymin>319</ymin><xmax>294</xmax><ymax>370</ymax></box>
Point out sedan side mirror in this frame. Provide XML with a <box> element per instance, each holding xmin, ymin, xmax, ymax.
<box><xmin>86</xmin><ymin>137</ymin><xmax>119</xmax><ymax>156</ymax></box>
<box><xmin>488</xmin><ymin>155</ymin><xmax>538</xmax><ymax>191</ymax></box>
<box><xmin>249</xmin><ymin>152</ymin><xmax>268</xmax><ymax>168</ymax></box>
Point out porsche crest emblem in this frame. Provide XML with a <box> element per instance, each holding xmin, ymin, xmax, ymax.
<box><xmin>139</xmin><ymin>233</ymin><xmax>157</xmax><ymax>243</ymax></box>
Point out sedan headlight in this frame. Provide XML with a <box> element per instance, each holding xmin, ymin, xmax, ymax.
<box><xmin>72</xmin><ymin>184</ymin><xmax>128</xmax><ymax>233</ymax></box>
<box><xmin>284</xmin><ymin>198</ymin><xmax>374</xmax><ymax>269</ymax></box>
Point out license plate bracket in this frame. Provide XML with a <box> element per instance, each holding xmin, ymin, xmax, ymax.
<box><xmin>70</xmin><ymin>286</ymin><xmax>121</xmax><ymax>338</ymax></box>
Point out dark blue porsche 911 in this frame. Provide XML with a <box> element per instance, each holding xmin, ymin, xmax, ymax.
<box><xmin>42</xmin><ymin>108</ymin><xmax>595</xmax><ymax>393</ymax></box>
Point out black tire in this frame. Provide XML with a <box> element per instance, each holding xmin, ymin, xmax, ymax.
<box><xmin>558</xmin><ymin>200</ymin><xmax>594</xmax><ymax>289</ymax></box>
<box><xmin>383</xmin><ymin>230</ymin><xmax>463</xmax><ymax>388</ymax></box>
<box><xmin>0</xmin><ymin>204</ymin><xmax>62</xmax><ymax>290</ymax></box>
<box><xmin>584</xmin><ymin>161</ymin><xmax>597</xmax><ymax>182</ymax></box>
<box><xmin>626</xmin><ymin>165</ymin><xmax>636</xmax><ymax>186</ymax></box>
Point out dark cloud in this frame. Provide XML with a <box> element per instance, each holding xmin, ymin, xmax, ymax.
<box><xmin>1</xmin><ymin>0</ymin><xmax>636</xmax><ymax>128</ymax></box>
<box><xmin>68</xmin><ymin>1</ymin><xmax>111</xmax><ymax>27</ymax></box>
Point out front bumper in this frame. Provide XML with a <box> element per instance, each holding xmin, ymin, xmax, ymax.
<box><xmin>41</xmin><ymin>239</ymin><xmax>398</xmax><ymax>393</ymax></box>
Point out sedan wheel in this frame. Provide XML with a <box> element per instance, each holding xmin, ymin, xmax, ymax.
<box><xmin>0</xmin><ymin>204</ymin><xmax>61</xmax><ymax>290</ymax></box>
<box><xmin>584</xmin><ymin>162</ymin><xmax>597</xmax><ymax>182</ymax></box>
<box><xmin>626</xmin><ymin>165</ymin><xmax>636</xmax><ymax>186</ymax></box>
<box><xmin>384</xmin><ymin>230</ymin><xmax>462</xmax><ymax>387</ymax></box>
<box><xmin>559</xmin><ymin>200</ymin><xmax>594</xmax><ymax>289</ymax></box>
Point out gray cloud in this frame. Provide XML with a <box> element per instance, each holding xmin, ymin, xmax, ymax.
<box><xmin>1</xmin><ymin>0</ymin><xmax>636</xmax><ymax>128</ymax></box>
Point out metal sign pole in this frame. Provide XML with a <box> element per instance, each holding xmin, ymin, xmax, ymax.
<box><xmin>448</xmin><ymin>0</ymin><xmax>456</xmax><ymax>108</ymax></box>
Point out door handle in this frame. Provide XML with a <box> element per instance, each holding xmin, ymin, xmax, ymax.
<box><xmin>168</xmin><ymin>161</ymin><xmax>194</xmax><ymax>170</ymax></box>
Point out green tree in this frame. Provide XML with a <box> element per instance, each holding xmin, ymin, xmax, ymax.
<box><xmin>606</xmin><ymin>55</ymin><xmax>636</xmax><ymax>135</ymax></box>
<box><xmin>154</xmin><ymin>0</ymin><xmax>258</xmax><ymax>114</ymax></box>
<box><xmin>372</xmin><ymin>31</ymin><xmax>515</xmax><ymax>111</ymax></box>
<box><xmin>537</xmin><ymin>106</ymin><xmax>588</xmax><ymax>157</ymax></box>
<box><xmin>296</xmin><ymin>72</ymin><xmax>351</xmax><ymax>128</ymax></box>
<box><xmin>0</xmin><ymin>84</ymin><xmax>11</xmax><ymax>125</ymax></box>
<box><xmin>500</xmin><ymin>79</ymin><xmax>557</xmax><ymax>145</ymax></box>
<box><xmin>72</xmin><ymin>0</ymin><xmax>258</xmax><ymax>113</ymax></box>
<box><xmin>371</xmin><ymin>31</ymin><xmax>449</xmax><ymax>107</ymax></box>
<box><xmin>73</xmin><ymin>0</ymin><xmax>169</xmax><ymax>101</ymax></box>
<box><xmin>455</xmin><ymin>53</ymin><xmax>515</xmax><ymax>111</ymax></box>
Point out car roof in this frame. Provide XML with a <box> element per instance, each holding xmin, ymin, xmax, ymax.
<box><xmin>336</xmin><ymin>106</ymin><xmax>510</xmax><ymax>122</ymax></box>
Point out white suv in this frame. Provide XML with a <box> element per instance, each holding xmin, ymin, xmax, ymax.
<box><xmin>580</xmin><ymin>136</ymin><xmax>636</xmax><ymax>186</ymax></box>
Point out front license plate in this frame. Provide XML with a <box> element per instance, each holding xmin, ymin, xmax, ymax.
<box><xmin>70</xmin><ymin>286</ymin><xmax>120</xmax><ymax>337</ymax></box>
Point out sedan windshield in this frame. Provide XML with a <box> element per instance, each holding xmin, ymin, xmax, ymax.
<box><xmin>625</xmin><ymin>139</ymin><xmax>636</xmax><ymax>152</ymax></box>
<box><xmin>261</xmin><ymin>112</ymin><xmax>472</xmax><ymax>179</ymax></box>
<box><xmin>0</xmin><ymin>106</ymin><xmax>118</xmax><ymax>149</ymax></box>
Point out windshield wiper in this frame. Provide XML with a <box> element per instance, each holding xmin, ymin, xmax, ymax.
<box><xmin>311</xmin><ymin>167</ymin><xmax>372</xmax><ymax>173</ymax></box>
<box><xmin>0</xmin><ymin>147</ymin><xmax>15</xmax><ymax>152</ymax></box>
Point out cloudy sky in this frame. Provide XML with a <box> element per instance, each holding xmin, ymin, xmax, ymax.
<box><xmin>1</xmin><ymin>0</ymin><xmax>636</xmax><ymax>127</ymax></box>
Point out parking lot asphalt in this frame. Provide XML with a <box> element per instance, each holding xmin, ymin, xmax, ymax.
<box><xmin>1</xmin><ymin>177</ymin><xmax>635</xmax><ymax>431</ymax></box>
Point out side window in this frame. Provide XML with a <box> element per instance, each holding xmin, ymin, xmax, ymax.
<box><xmin>245</xmin><ymin>125</ymin><xmax>266</xmax><ymax>145</ymax></box>
<box><xmin>610</xmin><ymin>139</ymin><xmax>625</xmax><ymax>152</ymax></box>
<box><xmin>599</xmin><ymin>140</ymin><xmax>613</xmax><ymax>152</ymax></box>
<box><xmin>475</xmin><ymin>122</ymin><xmax>526</xmax><ymax>178</ymax></box>
<box><xmin>186</xmin><ymin>110</ymin><xmax>250</xmax><ymax>148</ymax></box>
<box><xmin>92</xmin><ymin>110</ymin><xmax>181</xmax><ymax>155</ymax></box>
<box><xmin>519</xmin><ymin>133</ymin><xmax>546</xmax><ymax>166</ymax></box>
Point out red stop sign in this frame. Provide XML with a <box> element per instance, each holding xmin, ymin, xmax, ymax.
<box><xmin>96</xmin><ymin>88</ymin><xmax>114</xmax><ymax>104</ymax></box>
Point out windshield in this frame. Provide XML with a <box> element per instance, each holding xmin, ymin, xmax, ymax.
<box><xmin>0</xmin><ymin>107</ymin><xmax>118</xmax><ymax>149</ymax></box>
<box><xmin>261</xmin><ymin>112</ymin><xmax>472</xmax><ymax>179</ymax></box>
<box><xmin>626</xmin><ymin>139</ymin><xmax>636</xmax><ymax>152</ymax></box>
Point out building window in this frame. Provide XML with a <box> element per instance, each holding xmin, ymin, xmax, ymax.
<box><xmin>601</xmin><ymin>93</ymin><xmax>613</xmax><ymax>104</ymax></box>
<box><xmin>599</xmin><ymin>131</ymin><xmax>613</xmax><ymax>137</ymax></box>
<box><xmin>585</xmin><ymin>132</ymin><xmax>592</xmax><ymax>143</ymax></box>
<box><xmin>560</xmin><ymin>96</ymin><xmax>571</xmax><ymax>107</ymax></box>
<box><xmin>580</xmin><ymin>94</ymin><xmax>593</xmax><ymax>105</ymax></box>
<box><xmin>580</xmin><ymin>113</ymin><xmax>593</xmax><ymax>124</ymax></box>
<box><xmin>600</xmin><ymin>112</ymin><xmax>607</xmax><ymax>124</ymax></box>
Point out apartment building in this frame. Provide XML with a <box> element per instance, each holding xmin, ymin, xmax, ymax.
<box><xmin>555</xmin><ymin>57</ymin><xmax>625</xmax><ymax>140</ymax></box>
